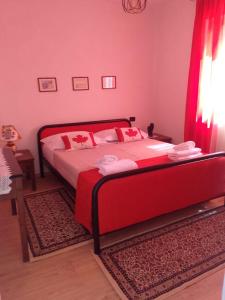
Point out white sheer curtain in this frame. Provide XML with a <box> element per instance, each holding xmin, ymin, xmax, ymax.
<box><xmin>198</xmin><ymin>23</ymin><xmax>225</xmax><ymax>151</ymax></box>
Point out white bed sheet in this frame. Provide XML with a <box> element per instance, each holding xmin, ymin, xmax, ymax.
<box><xmin>43</xmin><ymin>139</ymin><xmax>173</xmax><ymax>188</ymax></box>
<box><xmin>42</xmin><ymin>144</ymin><xmax>55</xmax><ymax>166</ymax></box>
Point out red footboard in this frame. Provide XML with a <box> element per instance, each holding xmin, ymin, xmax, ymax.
<box><xmin>88</xmin><ymin>153</ymin><xmax>225</xmax><ymax>253</ymax></box>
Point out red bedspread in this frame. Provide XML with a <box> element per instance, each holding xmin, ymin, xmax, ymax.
<box><xmin>75</xmin><ymin>155</ymin><xmax>171</xmax><ymax>233</ymax></box>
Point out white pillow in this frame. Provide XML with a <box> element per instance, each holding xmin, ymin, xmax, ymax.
<box><xmin>139</xmin><ymin>129</ymin><xmax>148</xmax><ymax>139</ymax></box>
<box><xmin>93</xmin><ymin>135</ymin><xmax>107</xmax><ymax>145</ymax></box>
<box><xmin>40</xmin><ymin>131</ymin><xmax>78</xmax><ymax>150</ymax></box>
<box><xmin>94</xmin><ymin>128</ymin><xmax>118</xmax><ymax>143</ymax></box>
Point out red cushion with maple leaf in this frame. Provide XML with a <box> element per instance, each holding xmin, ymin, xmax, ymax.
<box><xmin>61</xmin><ymin>131</ymin><xmax>97</xmax><ymax>150</ymax></box>
<box><xmin>116</xmin><ymin>127</ymin><xmax>144</xmax><ymax>142</ymax></box>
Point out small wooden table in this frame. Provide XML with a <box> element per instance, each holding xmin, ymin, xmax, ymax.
<box><xmin>15</xmin><ymin>149</ymin><xmax>36</xmax><ymax>191</ymax></box>
<box><xmin>0</xmin><ymin>148</ymin><xmax>29</xmax><ymax>262</ymax></box>
<box><xmin>149</xmin><ymin>133</ymin><xmax>172</xmax><ymax>143</ymax></box>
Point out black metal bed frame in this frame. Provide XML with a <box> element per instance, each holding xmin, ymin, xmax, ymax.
<box><xmin>37</xmin><ymin>119</ymin><xmax>225</xmax><ymax>255</ymax></box>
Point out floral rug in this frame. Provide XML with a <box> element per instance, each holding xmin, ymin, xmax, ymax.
<box><xmin>24</xmin><ymin>188</ymin><xmax>92</xmax><ymax>257</ymax></box>
<box><xmin>98</xmin><ymin>206</ymin><xmax>225</xmax><ymax>300</ymax></box>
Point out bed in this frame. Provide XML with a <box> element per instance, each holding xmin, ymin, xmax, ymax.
<box><xmin>37</xmin><ymin>118</ymin><xmax>225</xmax><ymax>254</ymax></box>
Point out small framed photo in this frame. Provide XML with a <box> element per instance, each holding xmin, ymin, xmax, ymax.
<box><xmin>72</xmin><ymin>77</ymin><xmax>89</xmax><ymax>91</ymax></box>
<box><xmin>102</xmin><ymin>76</ymin><xmax>116</xmax><ymax>89</ymax></box>
<box><xmin>38</xmin><ymin>77</ymin><xmax>57</xmax><ymax>92</ymax></box>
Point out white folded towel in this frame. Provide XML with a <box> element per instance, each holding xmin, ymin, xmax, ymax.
<box><xmin>168</xmin><ymin>147</ymin><xmax>201</xmax><ymax>159</ymax></box>
<box><xmin>98</xmin><ymin>159</ymin><xmax>138</xmax><ymax>176</ymax></box>
<box><xmin>173</xmin><ymin>141</ymin><xmax>195</xmax><ymax>151</ymax></box>
<box><xmin>169</xmin><ymin>152</ymin><xmax>203</xmax><ymax>161</ymax></box>
<box><xmin>96</xmin><ymin>155</ymin><xmax>119</xmax><ymax>167</ymax></box>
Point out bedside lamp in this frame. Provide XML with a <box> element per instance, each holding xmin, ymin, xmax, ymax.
<box><xmin>0</xmin><ymin>125</ymin><xmax>21</xmax><ymax>153</ymax></box>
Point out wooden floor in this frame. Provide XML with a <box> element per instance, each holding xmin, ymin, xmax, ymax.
<box><xmin>0</xmin><ymin>173</ymin><xmax>224</xmax><ymax>300</ymax></box>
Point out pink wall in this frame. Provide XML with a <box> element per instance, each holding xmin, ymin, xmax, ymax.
<box><xmin>150</xmin><ymin>0</ymin><xmax>196</xmax><ymax>142</ymax></box>
<box><xmin>0</xmin><ymin>0</ymin><xmax>195</xmax><ymax>172</ymax></box>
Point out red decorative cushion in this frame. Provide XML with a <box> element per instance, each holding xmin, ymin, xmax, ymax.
<box><xmin>61</xmin><ymin>131</ymin><xmax>96</xmax><ymax>150</ymax></box>
<box><xmin>116</xmin><ymin>127</ymin><xmax>144</xmax><ymax>142</ymax></box>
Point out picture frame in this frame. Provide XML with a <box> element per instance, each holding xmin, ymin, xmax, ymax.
<box><xmin>72</xmin><ymin>77</ymin><xmax>89</xmax><ymax>91</ymax></box>
<box><xmin>101</xmin><ymin>76</ymin><xmax>116</xmax><ymax>89</ymax></box>
<box><xmin>37</xmin><ymin>77</ymin><xmax>57</xmax><ymax>92</ymax></box>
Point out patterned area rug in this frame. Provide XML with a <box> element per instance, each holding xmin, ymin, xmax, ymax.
<box><xmin>24</xmin><ymin>188</ymin><xmax>92</xmax><ymax>257</ymax></box>
<box><xmin>98</xmin><ymin>206</ymin><xmax>225</xmax><ymax>300</ymax></box>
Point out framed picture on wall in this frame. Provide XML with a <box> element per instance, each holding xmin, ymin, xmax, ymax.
<box><xmin>37</xmin><ymin>77</ymin><xmax>57</xmax><ymax>92</ymax></box>
<box><xmin>101</xmin><ymin>76</ymin><xmax>116</xmax><ymax>89</ymax></box>
<box><xmin>72</xmin><ymin>77</ymin><xmax>89</xmax><ymax>91</ymax></box>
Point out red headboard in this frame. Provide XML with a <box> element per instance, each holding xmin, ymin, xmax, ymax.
<box><xmin>38</xmin><ymin>118</ymin><xmax>131</xmax><ymax>140</ymax></box>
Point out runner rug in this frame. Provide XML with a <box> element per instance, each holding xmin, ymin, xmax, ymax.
<box><xmin>97</xmin><ymin>206</ymin><xmax>225</xmax><ymax>300</ymax></box>
<box><xmin>24</xmin><ymin>188</ymin><xmax>92</xmax><ymax>257</ymax></box>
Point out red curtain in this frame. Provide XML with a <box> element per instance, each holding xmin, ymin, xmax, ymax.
<box><xmin>184</xmin><ymin>0</ymin><xmax>225</xmax><ymax>152</ymax></box>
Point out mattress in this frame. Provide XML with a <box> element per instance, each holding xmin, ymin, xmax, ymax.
<box><xmin>43</xmin><ymin>139</ymin><xmax>174</xmax><ymax>188</ymax></box>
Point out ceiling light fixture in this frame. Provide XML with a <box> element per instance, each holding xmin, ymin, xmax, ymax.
<box><xmin>122</xmin><ymin>0</ymin><xmax>147</xmax><ymax>14</ymax></box>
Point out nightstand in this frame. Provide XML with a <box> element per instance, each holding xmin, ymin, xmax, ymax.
<box><xmin>15</xmin><ymin>149</ymin><xmax>36</xmax><ymax>191</ymax></box>
<box><xmin>149</xmin><ymin>133</ymin><xmax>172</xmax><ymax>143</ymax></box>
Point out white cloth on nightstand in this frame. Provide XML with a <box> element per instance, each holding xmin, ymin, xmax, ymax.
<box><xmin>0</xmin><ymin>148</ymin><xmax>12</xmax><ymax>194</ymax></box>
